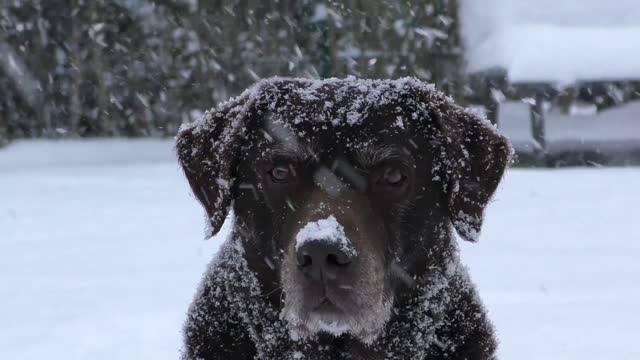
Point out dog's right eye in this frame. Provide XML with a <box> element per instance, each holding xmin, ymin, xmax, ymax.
<box><xmin>269</xmin><ymin>165</ymin><xmax>292</xmax><ymax>183</ymax></box>
<box><xmin>382</xmin><ymin>167</ymin><xmax>406</xmax><ymax>186</ymax></box>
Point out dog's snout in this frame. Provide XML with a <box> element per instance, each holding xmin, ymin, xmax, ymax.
<box><xmin>296</xmin><ymin>241</ymin><xmax>353</xmax><ymax>281</ymax></box>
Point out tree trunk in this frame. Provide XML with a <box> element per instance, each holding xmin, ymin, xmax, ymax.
<box><xmin>69</xmin><ymin>0</ymin><xmax>82</xmax><ymax>137</ymax></box>
<box><xmin>90</xmin><ymin>0</ymin><xmax>111</xmax><ymax>136</ymax></box>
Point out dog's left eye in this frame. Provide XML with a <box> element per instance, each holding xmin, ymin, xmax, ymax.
<box><xmin>381</xmin><ymin>167</ymin><xmax>406</xmax><ymax>186</ymax></box>
<box><xmin>269</xmin><ymin>165</ymin><xmax>292</xmax><ymax>183</ymax></box>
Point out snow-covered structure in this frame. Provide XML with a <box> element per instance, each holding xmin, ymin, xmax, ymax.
<box><xmin>461</xmin><ymin>0</ymin><xmax>640</xmax><ymax>84</ymax></box>
<box><xmin>460</xmin><ymin>0</ymin><xmax>640</xmax><ymax>166</ymax></box>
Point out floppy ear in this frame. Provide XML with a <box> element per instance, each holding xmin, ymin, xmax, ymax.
<box><xmin>175</xmin><ymin>99</ymin><xmax>249</xmax><ymax>238</ymax></box>
<box><xmin>435</xmin><ymin>101</ymin><xmax>513</xmax><ymax>242</ymax></box>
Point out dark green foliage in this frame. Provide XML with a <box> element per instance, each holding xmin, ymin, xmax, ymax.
<box><xmin>0</xmin><ymin>0</ymin><xmax>462</xmax><ymax>139</ymax></box>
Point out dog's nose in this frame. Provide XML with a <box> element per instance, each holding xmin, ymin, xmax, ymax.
<box><xmin>296</xmin><ymin>240</ymin><xmax>353</xmax><ymax>282</ymax></box>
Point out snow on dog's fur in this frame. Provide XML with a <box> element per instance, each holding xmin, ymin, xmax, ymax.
<box><xmin>176</xmin><ymin>77</ymin><xmax>512</xmax><ymax>359</ymax></box>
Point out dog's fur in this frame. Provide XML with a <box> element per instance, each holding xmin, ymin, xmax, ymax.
<box><xmin>176</xmin><ymin>77</ymin><xmax>512</xmax><ymax>359</ymax></box>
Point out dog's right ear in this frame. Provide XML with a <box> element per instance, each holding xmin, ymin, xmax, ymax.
<box><xmin>175</xmin><ymin>100</ymin><xmax>249</xmax><ymax>238</ymax></box>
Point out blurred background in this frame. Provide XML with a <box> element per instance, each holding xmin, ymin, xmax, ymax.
<box><xmin>2</xmin><ymin>0</ymin><xmax>639</xmax><ymax>165</ymax></box>
<box><xmin>1</xmin><ymin>1</ymin><xmax>639</xmax><ymax>359</ymax></box>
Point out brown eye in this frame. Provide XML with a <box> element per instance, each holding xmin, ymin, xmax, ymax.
<box><xmin>269</xmin><ymin>165</ymin><xmax>291</xmax><ymax>183</ymax></box>
<box><xmin>382</xmin><ymin>167</ymin><xmax>405</xmax><ymax>186</ymax></box>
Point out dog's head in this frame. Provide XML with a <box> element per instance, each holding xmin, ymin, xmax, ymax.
<box><xmin>176</xmin><ymin>78</ymin><xmax>511</xmax><ymax>343</ymax></box>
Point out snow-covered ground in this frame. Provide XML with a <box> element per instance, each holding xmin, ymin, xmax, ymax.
<box><xmin>1</xmin><ymin>140</ymin><xmax>639</xmax><ymax>359</ymax></box>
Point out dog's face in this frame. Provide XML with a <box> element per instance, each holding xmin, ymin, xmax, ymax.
<box><xmin>242</xmin><ymin>118</ymin><xmax>434</xmax><ymax>342</ymax></box>
<box><xmin>176</xmin><ymin>78</ymin><xmax>510</xmax><ymax>343</ymax></box>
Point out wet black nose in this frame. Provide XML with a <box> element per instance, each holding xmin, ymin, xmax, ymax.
<box><xmin>296</xmin><ymin>240</ymin><xmax>354</xmax><ymax>282</ymax></box>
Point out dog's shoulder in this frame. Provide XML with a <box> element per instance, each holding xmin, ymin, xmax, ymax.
<box><xmin>181</xmin><ymin>241</ymin><xmax>257</xmax><ymax>359</ymax></box>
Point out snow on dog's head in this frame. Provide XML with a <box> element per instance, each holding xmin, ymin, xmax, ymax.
<box><xmin>176</xmin><ymin>77</ymin><xmax>512</xmax><ymax>347</ymax></box>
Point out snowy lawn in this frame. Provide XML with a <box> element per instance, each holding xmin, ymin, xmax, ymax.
<box><xmin>1</xmin><ymin>140</ymin><xmax>638</xmax><ymax>359</ymax></box>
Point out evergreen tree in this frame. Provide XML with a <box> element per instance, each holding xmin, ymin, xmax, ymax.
<box><xmin>0</xmin><ymin>0</ymin><xmax>464</xmax><ymax>140</ymax></box>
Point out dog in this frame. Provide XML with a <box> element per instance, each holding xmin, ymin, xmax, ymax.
<box><xmin>176</xmin><ymin>77</ymin><xmax>512</xmax><ymax>359</ymax></box>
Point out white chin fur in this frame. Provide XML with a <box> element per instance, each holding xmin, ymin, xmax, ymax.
<box><xmin>282</xmin><ymin>310</ymin><xmax>386</xmax><ymax>344</ymax></box>
<box><xmin>305</xmin><ymin>313</ymin><xmax>352</xmax><ymax>336</ymax></box>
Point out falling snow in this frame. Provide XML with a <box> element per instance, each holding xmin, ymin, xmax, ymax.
<box><xmin>1</xmin><ymin>140</ymin><xmax>639</xmax><ymax>359</ymax></box>
<box><xmin>1</xmin><ymin>1</ymin><xmax>638</xmax><ymax>359</ymax></box>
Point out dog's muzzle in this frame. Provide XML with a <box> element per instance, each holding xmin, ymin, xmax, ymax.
<box><xmin>296</xmin><ymin>239</ymin><xmax>354</xmax><ymax>282</ymax></box>
<box><xmin>295</xmin><ymin>215</ymin><xmax>357</xmax><ymax>284</ymax></box>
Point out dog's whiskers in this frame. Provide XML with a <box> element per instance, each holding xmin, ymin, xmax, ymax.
<box><xmin>265</xmin><ymin>285</ymin><xmax>283</xmax><ymax>298</ymax></box>
<box><xmin>263</xmin><ymin>256</ymin><xmax>275</xmax><ymax>270</ymax></box>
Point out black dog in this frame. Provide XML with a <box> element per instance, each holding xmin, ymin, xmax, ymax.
<box><xmin>176</xmin><ymin>77</ymin><xmax>511</xmax><ymax>359</ymax></box>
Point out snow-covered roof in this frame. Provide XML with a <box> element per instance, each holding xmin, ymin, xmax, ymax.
<box><xmin>461</xmin><ymin>0</ymin><xmax>640</xmax><ymax>83</ymax></box>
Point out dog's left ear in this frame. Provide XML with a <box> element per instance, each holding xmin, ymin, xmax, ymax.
<box><xmin>434</xmin><ymin>101</ymin><xmax>512</xmax><ymax>242</ymax></box>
